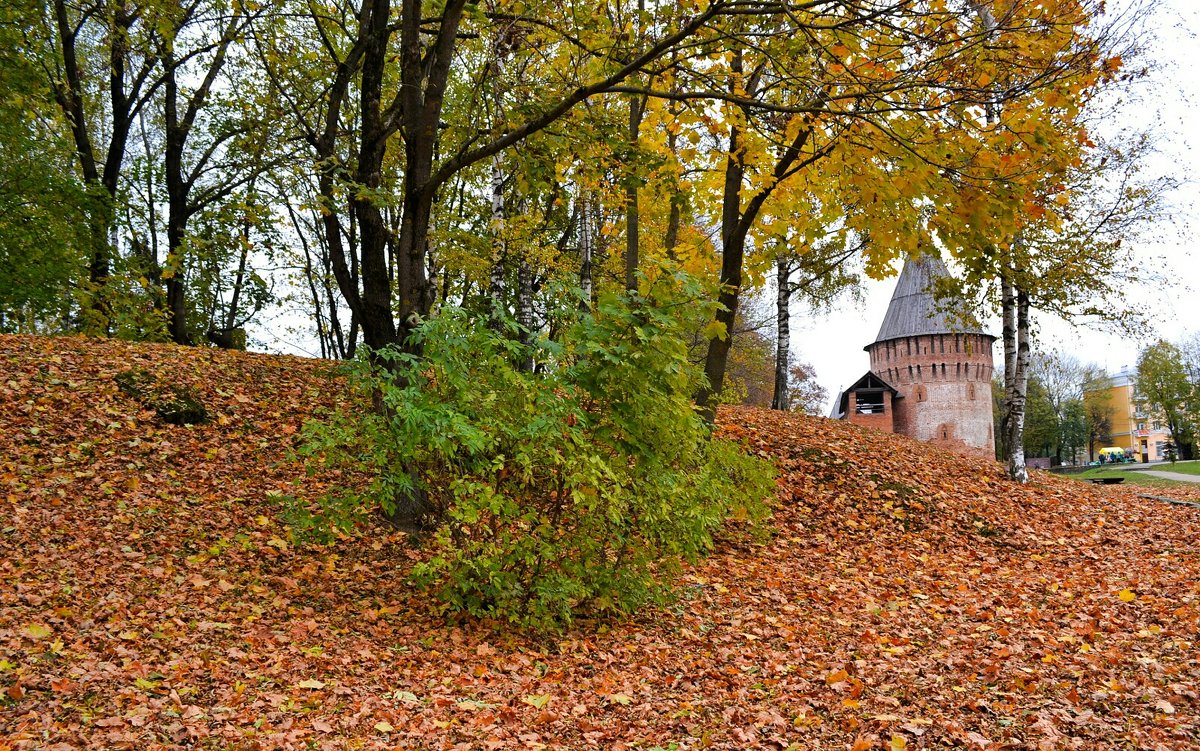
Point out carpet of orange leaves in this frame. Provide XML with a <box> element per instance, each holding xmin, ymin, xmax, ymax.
<box><xmin>2</xmin><ymin>334</ymin><xmax>1198</xmax><ymax>750</ymax></box>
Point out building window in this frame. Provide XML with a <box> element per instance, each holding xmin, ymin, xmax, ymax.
<box><xmin>856</xmin><ymin>391</ymin><xmax>885</xmax><ymax>415</ymax></box>
<box><xmin>967</xmin><ymin>383</ymin><xmax>976</xmax><ymax>400</ymax></box>
<box><xmin>915</xmin><ymin>385</ymin><xmax>927</xmax><ymax>402</ymax></box>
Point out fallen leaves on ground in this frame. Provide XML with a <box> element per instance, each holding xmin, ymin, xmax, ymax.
<box><xmin>1</xmin><ymin>334</ymin><xmax>1198</xmax><ymax>750</ymax></box>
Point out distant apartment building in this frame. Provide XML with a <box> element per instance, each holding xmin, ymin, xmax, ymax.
<box><xmin>1087</xmin><ymin>369</ymin><xmax>1172</xmax><ymax>461</ymax></box>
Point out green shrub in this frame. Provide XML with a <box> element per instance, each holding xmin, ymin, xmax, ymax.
<box><xmin>298</xmin><ymin>275</ymin><xmax>774</xmax><ymax>629</ymax></box>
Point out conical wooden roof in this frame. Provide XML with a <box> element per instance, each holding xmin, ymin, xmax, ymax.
<box><xmin>872</xmin><ymin>255</ymin><xmax>990</xmax><ymax>344</ymax></box>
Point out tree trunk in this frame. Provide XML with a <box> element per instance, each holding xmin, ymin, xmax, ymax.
<box><xmin>772</xmin><ymin>256</ymin><xmax>791</xmax><ymax>410</ymax></box>
<box><xmin>579</xmin><ymin>195</ymin><xmax>594</xmax><ymax>305</ymax></box>
<box><xmin>1002</xmin><ymin>277</ymin><xmax>1031</xmax><ymax>483</ymax></box>
<box><xmin>287</xmin><ymin>200</ymin><xmax>336</xmax><ymax>358</ymax></box>
<box><xmin>663</xmin><ymin>95</ymin><xmax>682</xmax><ymax>262</ymax></box>
<box><xmin>207</xmin><ymin>202</ymin><xmax>255</xmax><ymax>350</ymax></box>
<box><xmin>664</xmin><ymin>194</ymin><xmax>682</xmax><ymax>262</ymax></box>
<box><xmin>516</xmin><ymin>257</ymin><xmax>534</xmax><ymax>371</ymax></box>
<box><xmin>695</xmin><ymin>119</ymin><xmax>748</xmax><ymax>424</ymax></box>
<box><xmin>694</xmin><ymin>48</ymin><xmax>814</xmax><ymax>424</ymax></box>
<box><xmin>488</xmin><ymin>154</ymin><xmax>507</xmax><ymax>327</ymax></box>
<box><xmin>163</xmin><ymin>96</ymin><xmax>193</xmax><ymax>345</ymax></box>
<box><xmin>353</xmin><ymin>0</ymin><xmax>399</xmax><ymax>351</ymax></box>
<box><xmin>487</xmin><ymin>32</ymin><xmax>509</xmax><ymax>325</ymax></box>
<box><xmin>391</xmin><ymin>0</ymin><xmax>469</xmax><ymax>353</ymax></box>
<box><xmin>624</xmin><ymin>94</ymin><xmax>645</xmax><ymax>292</ymax></box>
<box><xmin>161</xmin><ymin>10</ymin><xmax>241</xmax><ymax>345</ymax></box>
<box><xmin>51</xmin><ymin>0</ymin><xmax>137</xmax><ymax>331</ymax></box>
<box><xmin>373</xmin><ymin>0</ymin><xmax>470</xmax><ymax>530</ymax></box>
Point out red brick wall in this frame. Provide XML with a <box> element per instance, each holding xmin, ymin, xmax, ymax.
<box><xmin>846</xmin><ymin>391</ymin><xmax>894</xmax><ymax>432</ymax></box>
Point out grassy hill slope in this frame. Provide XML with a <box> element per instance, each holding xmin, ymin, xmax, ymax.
<box><xmin>2</xmin><ymin>335</ymin><xmax>1198</xmax><ymax>750</ymax></box>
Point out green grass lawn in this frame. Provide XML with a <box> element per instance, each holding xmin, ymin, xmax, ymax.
<box><xmin>1146</xmin><ymin>460</ymin><xmax>1200</xmax><ymax>476</ymax></box>
<box><xmin>1068</xmin><ymin>466</ymin><xmax>1196</xmax><ymax>489</ymax></box>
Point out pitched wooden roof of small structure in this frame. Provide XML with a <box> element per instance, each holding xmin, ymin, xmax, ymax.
<box><xmin>871</xmin><ymin>255</ymin><xmax>992</xmax><ymax>345</ymax></box>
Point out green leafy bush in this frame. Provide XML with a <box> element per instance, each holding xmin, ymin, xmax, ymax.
<box><xmin>298</xmin><ymin>276</ymin><xmax>774</xmax><ymax>628</ymax></box>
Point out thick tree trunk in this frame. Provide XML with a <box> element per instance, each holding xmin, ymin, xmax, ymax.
<box><xmin>51</xmin><ymin>0</ymin><xmax>136</xmax><ymax>331</ymax></box>
<box><xmin>390</xmin><ymin>0</ymin><xmax>468</xmax><ymax>353</ymax></box>
<box><xmin>372</xmin><ymin>0</ymin><xmax>470</xmax><ymax>531</ymax></box>
<box><xmin>163</xmin><ymin>103</ymin><xmax>191</xmax><ymax>346</ymax></box>
<box><xmin>164</xmin><ymin>69</ymin><xmax>193</xmax><ymax>345</ymax></box>
<box><xmin>353</xmin><ymin>0</ymin><xmax>399</xmax><ymax>351</ymax></box>
<box><xmin>772</xmin><ymin>256</ymin><xmax>791</xmax><ymax>410</ymax></box>
<box><xmin>695</xmin><ymin>121</ymin><xmax>748</xmax><ymax>424</ymax></box>
<box><xmin>161</xmin><ymin>13</ymin><xmax>240</xmax><ymax>345</ymax></box>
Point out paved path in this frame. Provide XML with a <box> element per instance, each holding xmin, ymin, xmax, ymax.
<box><xmin>1137</xmin><ymin>470</ymin><xmax>1200</xmax><ymax>483</ymax></box>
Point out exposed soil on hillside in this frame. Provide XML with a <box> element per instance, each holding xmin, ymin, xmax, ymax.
<box><xmin>2</xmin><ymin>334</ymin><xmax>1198</xmax><ymax>750</ymax></box>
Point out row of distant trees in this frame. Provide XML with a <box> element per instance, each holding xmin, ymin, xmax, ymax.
<box><xmin>994</xmin><ymin>335</ymin><xmax>1200</xmax><ymax>465</ymax></box>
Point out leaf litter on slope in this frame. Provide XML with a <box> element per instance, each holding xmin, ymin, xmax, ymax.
<box><xmin>1</xmin><ymin>334</ymin><xmax>1198</xmax><ymax>750</ymax></box>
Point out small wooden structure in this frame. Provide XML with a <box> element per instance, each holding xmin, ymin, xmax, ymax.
<box><xmin>831</xmin><ymin>372</ymin><xmax>899</xmax><ymax>432</ymax></box>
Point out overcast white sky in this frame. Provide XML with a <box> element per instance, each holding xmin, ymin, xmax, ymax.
<box><xmin>797</xmin><ymin>0</ymin><xmax>1199</xmax><ymax>412</ymax></box>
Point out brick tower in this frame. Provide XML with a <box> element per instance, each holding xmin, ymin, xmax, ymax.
<box><xmin>835</xmin><ymin>255</ymin><xmax>996</xmax><ymax>457</ymax></box>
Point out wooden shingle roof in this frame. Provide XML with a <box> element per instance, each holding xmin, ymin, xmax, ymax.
<box><xmin>872</xmin><ymin>255</ymin><xmax>991</xmax><ymax>344</ymax></box>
